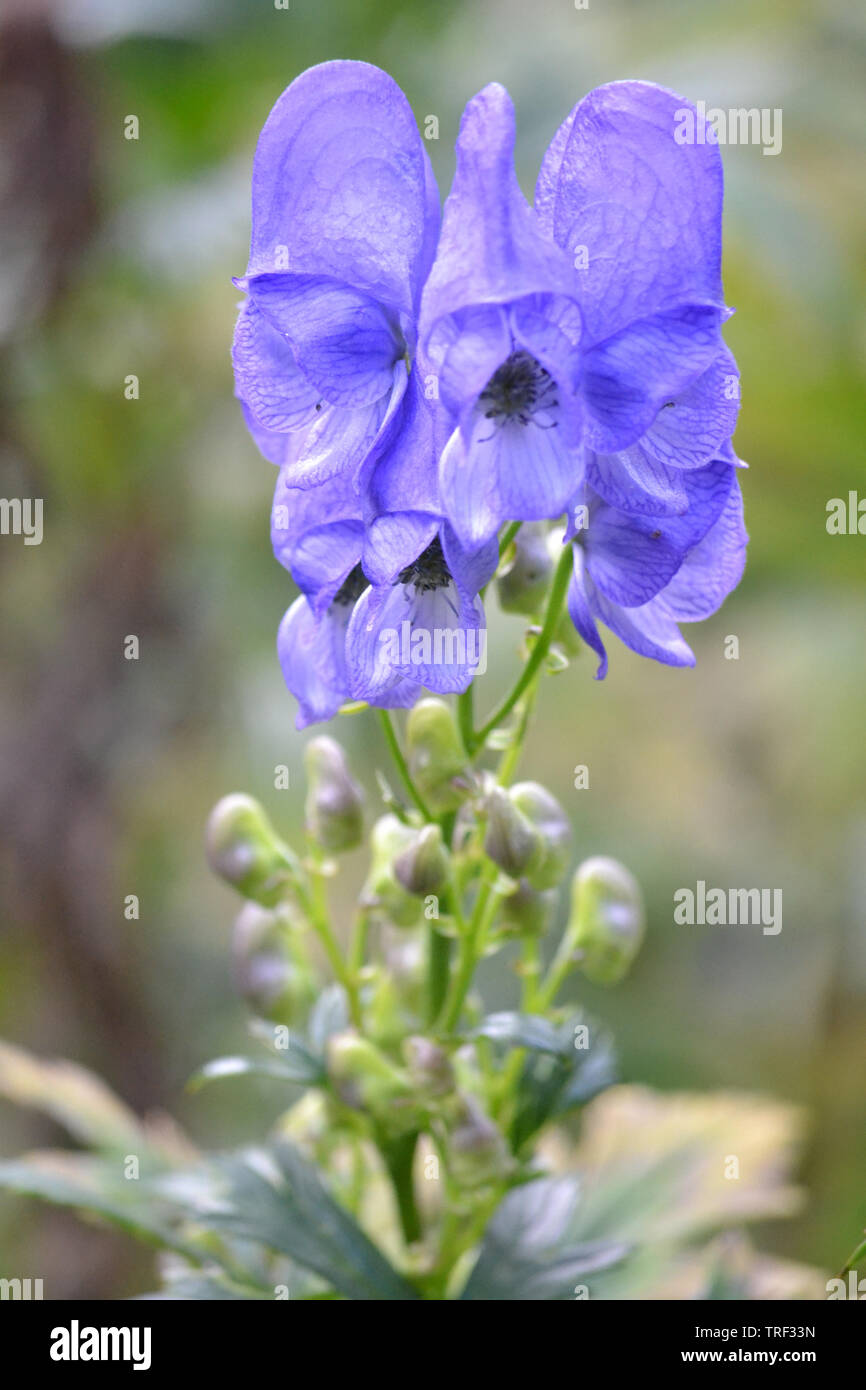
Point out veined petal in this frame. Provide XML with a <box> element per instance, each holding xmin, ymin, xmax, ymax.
<box><xmin>582</xmin><ymin>303</ymin><xmax>725</xmax><ymax>453</ymax></box>
<box><xmin>277</xmin><ymin>596</ymin><xmax>350</xmax><ymax>729</ymax></box>
<box><xmin>587</xmin><ymin>449</ymin><xmax>689</xmax><ymax>517</ymax></box>
<box><xmin>249</xmin><ymin>274</ymin><xmax>401</xmax><ymax>408</ymax></box>
<box><xmin>232</xmin><ymin>299</ymin><xmax>322</xmax><ymax>432</ymax></box>
<box><xmin>640</xmin><ymin>345</ymin><xmax>741</xmax><ymax>470</ymax></box>
<box><xmin>585</xmin><ymin>459</ymin><xmax>736</xmax><ymax>607</ymax></box>
<box><xmin>656</xmin><ymin>471</ymin><xmax>747</xmax><ymax>620</ymax></box>
<box><xmin>536</xmin><ymin>81</ymin><xmax>725</xmax><ymax>344</ymax></box>
<box><xmin>247</xmin><ymin>60</ymin><xmax>439</xmax><ymax>315</ymax></box>
<box><xmin>590</xmin><ymin>583</ymin><xmax>696</xmax><ymax>670</ymax></box>
<box><xmin>282</xmin><ymin>365</ymin><xmax>408</xmax><ymax>490</ymax></box>
<box><xmin>420</xmin><ymin>83</ymin><xmax>580</xmax><ymax>372</ymax></box>
<box><xmin>567</xmin><ymin>547</ymin><xmax>608</xmax><ymax>679</ymax></box>
<box><xmin>363</xmin><ymin>513</ymin><xmax>441</xmax><ymax>587</ymax></box>
<box><xmin>240</xmin><ymin>401</ymin><xmax>308</xmax><ymax>469</ymax></box>
<box><xmin>348</xmin><ymin>580</ymin><xmax>485</xmax><ymax>698</ymax></box>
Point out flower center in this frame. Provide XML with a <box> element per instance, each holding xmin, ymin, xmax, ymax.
<box><xmin>478</xmin><ymin>350</ymin><xmax>558</xmax><ymax>428</ymax></box>
<box><xmin>332</xmin><ymin>564</ymin><xmax>368</xmax><ymax>608</ymax></box>
<box><xmin>397</xmin><ymin>536</ymin><xmax>452</xmax><ymax>592</ymax></box>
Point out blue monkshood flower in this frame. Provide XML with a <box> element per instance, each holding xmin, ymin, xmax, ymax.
<box><xmin>536</xmin><ymin>81</ymin><xmax>739</xmax><ymax>495</ymax></box>
<box><xmin>419</xmin><ymin>83</ymin><xmax>586</xmax><ymax>552</ymax></box>
<box><xmin>232</xmin><ymin>60</ymin><xmax>440</xmax><ymax>489</ymax></box>
<box><xmin>277</xmin><ymin>570</ymin><xmax>419</xmax><ymax>730</ymax></box>
<box><xmin>566</xmin><ymin>453</ymin><xmax>747</xmax><ymax>677</ymax></box>
<box><xmin>347</xmin><ymin>526</ymin><xmax>498</xmax><ymax>702</ymax></box>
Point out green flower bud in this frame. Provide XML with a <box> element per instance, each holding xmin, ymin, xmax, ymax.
<box><xmin>482</xmin><ymin>785</ymin><xmax>544</xmax><ymax>880</ymax></box>
<box><xmin>304</xmin><ymin>736</ymin><xmax>364</xmax><ymax>852</ymax></box>
<box><xmin>567</xmin><ymin>855</ymin><xmax>645</xmax><ymax>985</ymax></box>
<box><xmin>496</xmin><ymin>522</ymin><xmax>553</xmax><ymax>615</ymax></box>
<box><xmin>231</xmin><ymin>902</ymin><xmax>316</xmax><ymax>1023</ymax></box>
<box><xmin>403</xmin><ymin>1036</ymin><xmax>455</xmax><ymax>1098</ymax></box>
<box><xmin>361</xmin><ymin>814</ymin><xmax>422</xmax><ymax>927</ymax></box>
<box><xmin>447</xmin><ymin>1094</ymin><xmax>512</xmax><ymax>1187</ymax></box>
<box><xmin>326</xmin><ymin>1031</ymin><xmax>416</xmax><ymax>1125</ymax></box>
<box><xmin>406</xmin><ymin>698</ymin><xmax>469</xmax><ymax>814</ymax></box>
<box><xmin>509</xmin><ymin>782</ymin><xmax>572</xmax><ymax>890</ymax></box>
<box><xmin>205</xmin><ymin>793</ymin><xmax>294</xmax><ymax>906</ymax></box>
<box><xmin>500</xmin><ymin>877</ymin><xmax>559</xmax><ymax>936</ymax></box>
<box><xmin>393</xmin><ymin>824</ymin><xmax>449</xmax><ymax>897</ymax></box>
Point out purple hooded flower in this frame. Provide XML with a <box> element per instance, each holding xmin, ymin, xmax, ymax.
<box><xmin>536</xmin><ymin>81</ymin><xmax>739</xmax><ymax>497</ymax></box>
<box><xmin>567</xmin><ymin>455</ymin><xmax>747</xmax><ymax>677</ymax></box>
<box><xmin>233</xmin><ymin>61</ymin><xmax>440</xmax><ymax>490</ymax></box>
<box><xmin>347</xmin><ymin>526</ymin><xmax>497</xmax><ymax>701</ymax></box>
<box><xmin>419</xmin><ymin>83</ymin><xmax>585</xmax><ymax>552</ymax></box>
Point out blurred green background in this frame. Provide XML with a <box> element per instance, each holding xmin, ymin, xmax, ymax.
<box><xmin>0</xmin><ymin>0</ymin><xmax>864</xmax><ymax>1296</ymax></box>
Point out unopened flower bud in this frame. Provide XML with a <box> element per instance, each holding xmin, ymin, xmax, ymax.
<box><xmin>567</xmin><ymin>855</ymin><xmax>645</xmax><ymax>985</ymax></box>
<box><xmin>403</xmin><ymin>1036</ymin><xmax>454</xmax><ymax>1098</ymax></box>
<box><xmin>362</xmin><ymin>814</ymin><xmax>423</xmax><ymax>927</ymax></box>
<box><xmin>447</xmin><ymin>1094</ymin><xmax>512</xmax><ymax>1187</ymax></box>
<box><xmin>304</xmin><ymin>736</ymin><xmax>364</xmax><ymax>852</ymax></box>
<box><xmin>205</xmin><ymin>793</ymin><xmax>294</xmax><ymax>906</ymax></box>
<box><xmin>496</xmin><ymin>522</ymin><xmax>553</xmax><ymax>615</ymax></box>
<box><xmin>482</xmin><ymin>786</ymin><xmax>544</xmax><ymax>880</ymax></box>
<box><xmin>231</xmin><ymin>902</ymin><xmax>315</xmax><ymax>1023</ymax></box>
<box><xmin>500</xmin><ymin>878</ymin><xmax>559</xmax><ymax>936</ymax></box>
<box><xmin>509</xmin><ymin>782</ymin><xmax>572</xmax><ymax>890</ymax></box>
<box><xmin>406</xmin><ymin>698</ymin><xmax>469</xmax><ymax>814</ymax></box>
<box><xmin>326</xmin><ymin>1031</ymin><xmax>415</xmax><ymax>1123</ymax></box>
<box><xmin>394</xmin><ymin>824</ymin><xmax>449</xmax><ymax>897</ymax></box>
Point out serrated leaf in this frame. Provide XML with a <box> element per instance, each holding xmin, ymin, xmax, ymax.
<box><xmin>307</xmin><ymin>985</ymin><xmax>350</xmax><ymax>1056</ymax></box>
<box><xmin>474</xmin><ymin>1012</ymin><xmax>566</xmax><ymax>1054</ymax></box>
<box><xmin>510</xmin><ymin>1015</ymin><xmax>617</xmax><ymax>1150</ymax></box>
<box><xmin>0</xmin><ymin>1152</ymin><xmax>203</xmax><ymax>1261</ymax></box>
<box><xmin>198</xmin><ymin>1142</ymin><xmax>419</xmax><ymax>1302</ymax></box>
<box><xmin>460</xmin><ymin>1176</ymin><xmax>628</xmax><ymax>1300</ymax></box>
<box><xmin>246</xmin><ymin>1022</ymin><xmax>326</xmax><ymax>1084</ymax></box>
<box><xmin>187</xmin><ymin>1053</ymin><xmax>323</xmax><ymax>1092</ymax></box>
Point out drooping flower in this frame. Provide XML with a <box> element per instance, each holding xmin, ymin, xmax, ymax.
<box><xmin>347</xmin><ymin>527</ymin><xmax>498</xmax><ymax>701</ymax></box>
<box><xmin>419</xmin><ymin>83</ymin><xmax>585</xmax><ymax>552</ymax></box>
<box><xmin>566</xmin><ymin>454</ymin><xmax>747</xmax><ymax>677</ymax></box>
<box><xmin>233</xmin><ymin>60</ymin><xmax>440</xmax><ymax>491</ymax></box>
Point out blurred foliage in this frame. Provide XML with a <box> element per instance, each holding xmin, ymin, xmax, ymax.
<box><xmin>0</xmin><ymin>0</ymin><xmax>863</xmax><ymax>1294</ymax></box>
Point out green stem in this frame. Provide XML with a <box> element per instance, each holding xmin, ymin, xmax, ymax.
<box><xmin>306</xmin><ymin>842</ymin><xmax>361</xmax><ymax>1026</ymax></box>
<box><xmin>379</xmin><ymin>1130</ymin><xmax>422</xmax><ymax>1246</ymax></box>
<box><xmin>471</xmin><ymin>540</ymin><xmax>572</xmax><ymax>754</ymax></box>
<box><xmin>427</xmin><ymin>924</ymin><xmax>452</xmax><ymax>1026</ymax></box>
<box><xmin>377</xmin><ymin>709</ymin><xmax>433</xmax><ymax>821</ymax></box>
<box><xmin>457</xmin><ymin>685</ymin><xmax>474</xmax><ymax>758</ymax></box>
<box><xmin>437</xmin><ymin>866</ymin><xmax>502</xmax><ymax>1033</ymax></box>
<box><xmin>839</xmin><ymin>1234</ymin><xmax>866</xmax><ymax>1279</ymax></box>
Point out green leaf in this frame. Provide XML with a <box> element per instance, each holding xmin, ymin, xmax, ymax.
<box><xmin>473</xmin><ymin>1012</ymin><xmax>565</xmax><ymax>1054</ymax></box>
<box><xmin>510</xmin><ymin>1015</ymin><xmax>617</xmax><ymax>1150</ymax></box>
<box><xmin>137</xmin><ymin>1275</ymin><xmax>273</xmax><ymax>1301</ymax></box>
<box><xmin>307</xmin><ymin>985</ymin><xmax>350</xmax><ymax>1056</ymax></box>
<box><xmin>0</xmin><ymin>1152</ymin><xmax>203</xmax><ymax>1261</ymax></box>
<box><xmin>197</xmin><ymin>1142</ymin><xmax>420</xmax><ymax>1302</ymax></box>
<box><xmin>187</xmin><ymin>1052</ymin><xmax>323</xmax><ymax>1092</ymax></box>
<box><xmin>460</xmin><ymin>1176</ymin><xmax>628</xmax><ymax>1300</ymax></box>
<box><xmin>246</xmin><ymin>1022</ymin><xmax>326</xmax><ymax>1084</ymax></box>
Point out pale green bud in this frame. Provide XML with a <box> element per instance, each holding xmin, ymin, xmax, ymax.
<box><xmin>394</xmin><ymin>824</ymin><xmax>449</xmax><ymax>897</ymax></box>
<box><xmin>326</xmin><ymin>1031</ymin><xmax>417</xmax><ymax>1129</ymax></box>
<box><xmin>362</xmin><ymin>814</ymin><xmax>423</xmax><ymax>927</ymax></box>
<box><xmin>406</xmin><ymin>698</ymin><xmax>469</xmax><ymax>814</ymax></box>
<box><xmin>482</xmin><ymin>786</ymin><xmax>544</xmax><ymax>880</ymax></box>
<box><xmin>496</xmin><ymin>522</ymin><xmax>553</xmax><ymax>615</ymax></box>
<box><xmin>231</xmin><ymin>902</ymin><xmax>316</xmax><ymax>1023</ymax></box>
<box><xmin>509</xmin><ymin>782</ymin><xmax>572</xmax><ymax>890</ymax></box>
<box><xmin>567</xmin><ymin>855</ymin><xmax>645</xmax><ymax>985</ymax></box>
<box><xmin>447</xmin><ymin>1094</ymin><xmax>512</xmax><ymax>1187</ymax></box>
<box><xmin>500</xmin><ymin>877</ymin><xmax>559</xmax><ymax>936</ymax></box>
<box><xmin>403</xmin><ymin>1036</ymin><xmax>455</xmax><ymax>1099</ymax></box>
<box><xmin>205</xmin><ymin>793</ymin><xmax>294</xmax><ymax>906</ymax></box>
<box><xmin>304</xmin><ymin>736</ymin><xmax>364</xmax><ymax>852</ymax></box>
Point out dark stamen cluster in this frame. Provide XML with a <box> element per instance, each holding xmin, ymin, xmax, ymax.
<box><xmin>479</xmin><ymin>350</ymin><xmax>558</xmax><ymax>427</ymax></box>
<box><xmin>397</xmin><ymin>535</ymin><xmax>452</xmax><ymax>592</ymax></box>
